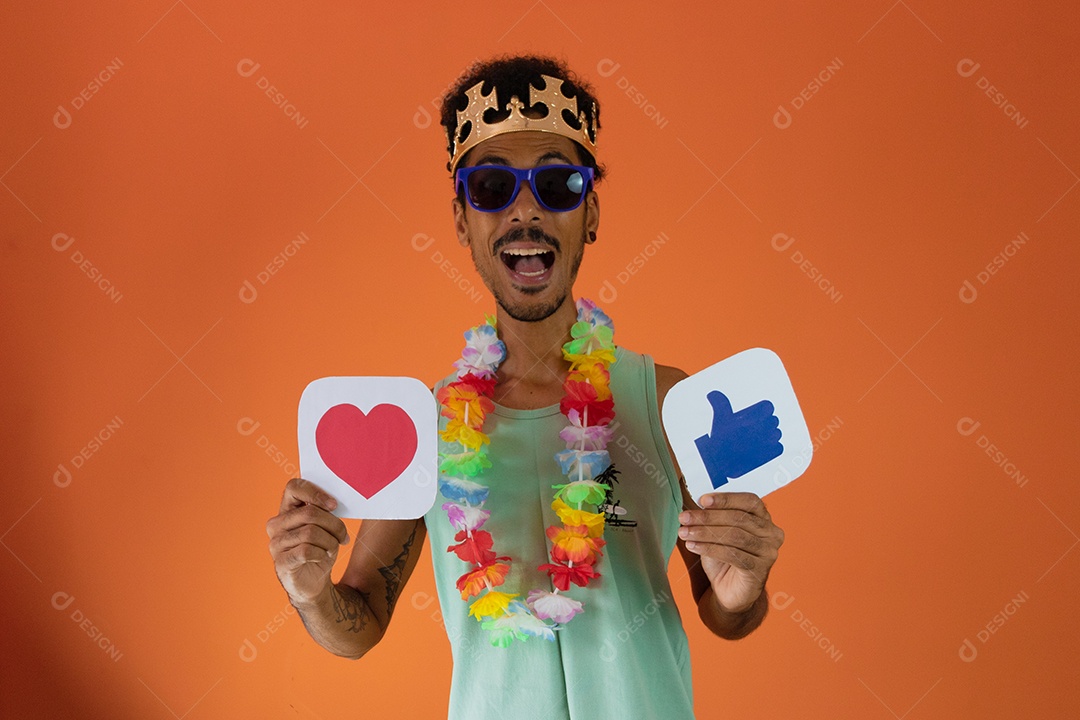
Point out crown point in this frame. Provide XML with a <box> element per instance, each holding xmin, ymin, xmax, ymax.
<box><xmin>448</xmin><ymin>74</ymin><xmax>598</xmax><ymax>173</ymax></box>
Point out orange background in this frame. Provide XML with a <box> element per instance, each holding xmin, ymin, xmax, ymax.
<box><xmin>3</xmin><ymin>2</ymin><xmax>1078</xmax><ymax>718</ymax></box>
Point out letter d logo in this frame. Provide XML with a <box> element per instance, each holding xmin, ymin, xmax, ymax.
<box><xmin>52</xmin><ymin>591</ymin><xmax>75</xmax><ymax>611</ymax></box>
<box><xmin>771</xmin><ymin>233</ymin><xmax>795</xmax><ymax>252</ymax></box>
<box><xmin>236</xmin><ymin>59</ymin><xmax>261</xmax><ymax>78</ymax></box>
<box><xmin>956</xmin><ymin>59</ymin><xmax>980</xmax><ymax>78</ymax></box>
<box><xmin>236</xmin><ymin>417</ymin><xmax>261</xmax><ymax>436</ymax></box>
<box><xmin>770</xmin><ymin>591</ymin><xmax>795</xmax><ymax>611</ymax></box>
<box><xmin>598</xmin><ymin>279</ymin><xmax>618</xmax><ymax>304</ymax></box>
<box><xmin>413</xmin><ymin>106</ymin><xmax>431</xmax><ymax>129</ymax></box>
<box><xmin>959</xmin><ymin>279</ymin><xmax>978</xmax><ymax>304</ymax></box>
<box><xmin>54</xmin><ymin>463</ymin><xmax>72</xmax><ymax>488</ymax></box>
<box><xmin>51</xmin><ymin>233</ymin><xmax>75</xmax><ymax>252</ymax></box>
<box><xmin>238</xmin><ymin>638</ymin><xmax>258</xmax><ymax>662</ymax></box>
<box><xmin>956</xmin><ymin>417</ymin><xmax>981</xmax><ymax>437</ymax></box>
<box><xmin>596</xmin><ymin>59</ymin><xmax>621</xmax><ymax>78</ymax></box>
<box><xmin>773</xmin><ymin>105</ymin><xmax>792</xmax><ymax>130</ymax></box>
<box><xmin>239</xmin><ymin>279</ymin><xmax>258</xmax><ymax>304</ymax></box>
<box><xmin>53</xmin><ymin>105</ymin><xmax>72</xmax><ymax>130</ymax></box>
<box><xmin>411</xmin><ymin>233</ymin><xmax>435</xmax><ymax>252</ymax></box>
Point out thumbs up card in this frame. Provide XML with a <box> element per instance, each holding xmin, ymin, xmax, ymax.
<box><xmin>661</xmin><ymin>349</ymin><xmax>812</xmax><ymax>501</ymax></box>
<box><xmin>298</xmin><ymin>377</ymin><xmax>437</xmax><ymax>520</ymax></box>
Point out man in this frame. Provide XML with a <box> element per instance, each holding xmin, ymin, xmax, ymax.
<box><xmin>266</xmin><ymin>55</ymin><xmax>784</xmax><ymax>719</ymax></box>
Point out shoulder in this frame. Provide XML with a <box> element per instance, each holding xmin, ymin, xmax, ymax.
<box><xmin>613</xmin><ymin>348</ymin><xmax>687</xmax><ymax>406</ymax></box>
<box><xmin>654</xmin><ymin>363</ymin><xmax>689</xmax><ymax>406</ymax></box>
<box><xmin>651</xmin><ymin>362</ymin><xmax>694</xmax><ymax>508</ymax></box>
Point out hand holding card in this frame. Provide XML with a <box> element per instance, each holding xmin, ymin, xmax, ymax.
<box><xmin>266</xmin><ymin>477</ymin><xmax>351</xmax><ymax>605</ymax></box>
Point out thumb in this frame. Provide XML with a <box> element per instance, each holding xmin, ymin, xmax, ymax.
<box><xmin>706</xmin><ymin>390</ymin><xmax>734</xmax><ymax>435</ymax></box>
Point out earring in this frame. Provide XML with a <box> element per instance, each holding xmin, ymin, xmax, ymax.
<box><xmin>588</xmin><ymin>231</ymin><xmax>597</xmax><ymax>244</ymax></box>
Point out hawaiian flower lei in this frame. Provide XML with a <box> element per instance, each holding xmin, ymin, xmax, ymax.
<box><xmin>436</xmin><ymin>297</ymin><xmax>617</xmax><ymax>647</ymax></box>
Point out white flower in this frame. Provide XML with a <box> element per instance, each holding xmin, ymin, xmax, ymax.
<box><xmin>527</xmin><ymin>590</ymin><xmax>584</xmax><ymax>625</ymax></box>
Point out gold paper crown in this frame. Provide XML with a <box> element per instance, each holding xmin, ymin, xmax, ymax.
<box><xmin>447</xmin><ymin>74</ymin><xmax>598</xmax><ymax>173</ymax></box>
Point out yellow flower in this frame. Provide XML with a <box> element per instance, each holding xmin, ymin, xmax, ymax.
<box><xmin>439</xmin><ymin>385</ymin><xmax>493</xmax><ymax>429</ymax></box>
<box><xmin>551</xmin><ymin>497</ymin><xmax>605</xmax><ymax>537</ymax></box>
<box><xmin>469</xmin><ymin>590</ymin><xmax>518</xmax><ymax>621</ymax></box>
<box><xmin>440</xmin><ymin>419</ymin><xmax>490</xmax><ymax>450</ymax></box>
<box><xmin>566</xmin><ymin>348</ymin><xmax>617</xmax><ymax>373</ymax></box>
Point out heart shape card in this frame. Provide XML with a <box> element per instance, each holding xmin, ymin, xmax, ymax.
<box><xmin>298</xmin><ymin>377</ymin><xmax>437</xmax><ymax>519</ymax></box>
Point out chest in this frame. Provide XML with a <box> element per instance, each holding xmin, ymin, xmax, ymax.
<box><xmin>493</xmin><ymin>377</ymin><xmax>565</xmax><ymax>410</ymax></box>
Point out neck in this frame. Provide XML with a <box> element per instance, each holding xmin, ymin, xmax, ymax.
<box><xmin>493</xmin><ymin>296</ymin><xmax>579</xmax><ymax>399</ymax></box>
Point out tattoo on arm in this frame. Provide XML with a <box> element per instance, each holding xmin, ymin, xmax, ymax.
<box><xmin>377</xmin><ymin>520</ymin><xmax>420</xmax><ymax>617</ymax></box>
<box><xmin>332</xmin><ymin>583</ymin><xmax>372</xmax><ymax>633</ymax></box>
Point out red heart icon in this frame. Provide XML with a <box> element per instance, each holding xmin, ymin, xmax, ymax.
<box><xmin>315</xmin><ymin>403</ymin><xmax>418</xmax><ymax>499</ymax></box>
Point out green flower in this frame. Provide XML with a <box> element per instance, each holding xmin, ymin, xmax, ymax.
<box><xmin>562</xmin><ymin>321</ymin><xmax>614</xmax><ymax>356</ymax></box>
<box><xmin>483</xmin><ymin>625</ymin><xmax>522</xmax><ymax>647</ymax></box>
<box><xmin>553</xmin><ymin>479</ymin><xmax>608</xmax><ymax>505</ymax></box>
<box><xmin>439</xmin><ymin>450</ymin><xmax>492</xmax><ymax>477</ymax></box>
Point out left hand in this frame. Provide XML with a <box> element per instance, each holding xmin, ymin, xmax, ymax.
<box><xmin>678</xmin><ymin>491</ymin><xmax>784</xmax><ymax>613</ymax></box>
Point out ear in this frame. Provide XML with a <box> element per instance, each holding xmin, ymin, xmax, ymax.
<box><xmin>452</xmin><ymin>196</ymin><xmax>470</xmax><ymax>248</ymax></box>
<box><xmin>584</xmin><ymin>188</ymin><xmax>600</xmax><ymax>242</ymax></box>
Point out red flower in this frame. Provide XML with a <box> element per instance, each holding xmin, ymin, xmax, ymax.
<box><xmin>559</xmin><ymin>380</ymin><xmax>615</xmax><ymax>425</ymax></box>
<box><xmin>546</xmin><ymin>524</ymin><xmax>606</xmax><ymax>564</ymax></box>
<box><xmin>437</xmin><ymin>379</ymin><xmax>495</xmax><ymax>425</ymax></box>
<box><xmin>539</xmin><ymin>560</ymin><xmax>601</xmax><ymax>591</ymax></box>
<box><xmin>456</xmin><ymin>558</ymin><xmax>511</xmax><ymax>599</ymax></box>
<box><xmin>447</xmin><ymin>529</ymin><xmax>496</xmax><ymax>565</ymax></box>
<box><xmin>455</xmin><ymin>373</ymin><xmax>497</xmax><ymax>397</ymax></box>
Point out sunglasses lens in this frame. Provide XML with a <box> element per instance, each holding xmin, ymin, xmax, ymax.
<box><xmin>463</xmin><ymin>166</ymin><xmax>589</xmax><ymax>211</ymax></box>
<box><xmin>466</xmin><ymin>168</ymin><xmax>516</xmax><ymax>210</ymax></box>
<box><xmin>535</xmin><ymin>167</ymin><xmax>586</xmax><ymax>209</ymax></box>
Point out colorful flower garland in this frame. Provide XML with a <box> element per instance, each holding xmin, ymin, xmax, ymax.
<box><xmin>436</xmin><ymin>298</ymin><xmax>617</xmax><ymax>647</ymax></box>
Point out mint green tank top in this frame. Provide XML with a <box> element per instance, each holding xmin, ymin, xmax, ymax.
<box><xmin>423</xmin><ymin>346</ymin><xmax>695</xmax><ymax>719</ymax></box>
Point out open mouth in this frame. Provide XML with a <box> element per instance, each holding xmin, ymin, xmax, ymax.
<box><xmin>500</xmin><ymin>247</ymin><xmax>555</xmax><ymax>282</ymax></box>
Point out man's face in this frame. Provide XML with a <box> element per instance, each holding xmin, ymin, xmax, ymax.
<box><xmin>452</xmin><ymin>131</ymin><xmax>599</xmax><ymax>323</ymax></box>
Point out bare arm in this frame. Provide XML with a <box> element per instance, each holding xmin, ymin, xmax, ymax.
<box><xmin>267</xmin><ymin>478</ymin><xmax>427</xmax><ymax>659</ymax></box>
<box><xmin>675</xmin><ymin>480</ymin><xmax>770</xmax><ymax>639</ymax></box>
<box><xmin>656</xmin><ymin>363</ymin><xmax>778</xmax><ymax>640</ymax></box>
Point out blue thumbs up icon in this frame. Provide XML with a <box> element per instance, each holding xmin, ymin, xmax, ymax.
<box><xmin>694</xmin><ymin>390</ymin><xmax>783</xmax><ymax>489</ymax></box>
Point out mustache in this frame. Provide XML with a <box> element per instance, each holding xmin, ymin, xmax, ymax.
<box><xmin>492</xmin><ymin>226</ymin><xmax>561</xmax><ymax>256</ymax></box>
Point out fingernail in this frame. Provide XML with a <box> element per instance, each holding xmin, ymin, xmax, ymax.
<box><xmin>679</xmin><ymin>512</ymin><xmax>690</xmax><ymax>524</ymax></box>
<box><xmin>678</xmin><ymin>527</ymin><xmax>688</xmax><ymax>538</ymax></box>
<box><xmin>700</xmin><ymin>495</ymin><xmax>713</xmax><ymax>507</ymax></box>
<box><xmin>343</xmin><ymin>533</ymin><xmax>351</xmax><ymax>545</ymax></box>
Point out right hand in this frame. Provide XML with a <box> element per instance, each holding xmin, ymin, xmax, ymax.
<box><xmin>266</xmin><ymin>477</ymin><xmax>350</xmax><ymax>605</ymax></box>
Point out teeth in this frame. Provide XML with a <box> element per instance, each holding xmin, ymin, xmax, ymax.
<box><xmin>518</xmin><ymin>269</ymin><xmax>546</xmax><ymax>277</ymax></box>
<box><xmin>502</xmin><ymin>248</ymin><xmax>551</xmax><ymax>256</ymax></box>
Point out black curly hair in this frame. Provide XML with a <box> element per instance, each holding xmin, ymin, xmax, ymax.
<box><xmin>439</xmin><ymin>54</ymin><xmax>606</xmax><ymax>184</ymax></box>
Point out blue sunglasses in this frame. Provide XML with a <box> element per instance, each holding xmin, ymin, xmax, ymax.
<box><xmin>456</xmin><ymin>164</ymin><xmax>594</xmax><ymax>213</ymax></box>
